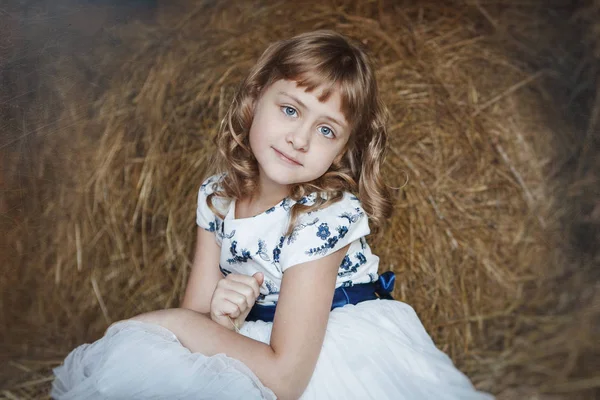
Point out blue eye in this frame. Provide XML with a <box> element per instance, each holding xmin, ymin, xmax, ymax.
<box><xmin>318</xmin><ymin>126</ymin><xmax>335</xmax><ymax>138</ymax></box>
<box><xmin>282</xmin><ymin>106</ymin><xmax>297</xmax><ymax>117</ymax></box>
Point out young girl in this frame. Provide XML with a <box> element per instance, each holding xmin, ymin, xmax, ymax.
<box><xmin>52</xmin><ymin>31</ymin><xmax>494</xmax><ymax>400</ymax></box>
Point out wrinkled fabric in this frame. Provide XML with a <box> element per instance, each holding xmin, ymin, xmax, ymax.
<box><xmin>52</xmin><ymin>321</ymin><xmax>276</xmax><ymax>400</ymax></box>
<box><xmin>52</xmin><ymin>300</ymin><xmax>494</xmax><ymax>400</ymax></box>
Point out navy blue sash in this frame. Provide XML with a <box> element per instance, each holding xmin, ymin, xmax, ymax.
<box><xmin>246</xmin><ymin>271</ymin><xmax>395</xmax><ymax>322</ymax></box>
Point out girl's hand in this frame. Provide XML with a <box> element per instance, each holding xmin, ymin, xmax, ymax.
<box><xmin>210</xmin><ymin>272</ymin><xmax>264</xmax><ymax>331</ymax></box>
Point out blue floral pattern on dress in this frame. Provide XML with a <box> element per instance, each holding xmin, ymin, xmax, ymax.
<box><xmin>218</xmin><ymin>229</ymin><xmax>235</xmax><ymax>240</ymax></box>
<box><xmin>207</xmin><ymin>219</ymin><xmax>219</xmax><ymax>233</ymax></box>
<box><xmin>271</xmin><ymin>235</ymin><xmax>285</xmax><ymax>273</ymax></box>
<box><xmin>297</xmin><ymin>196</ymin><xmax>311</xmax><ymax>205</ymax></box>
<box><xmin>264</xmin><ymin>279</ymin><xmax>279</xmax><ymax>296</ymax></box>
<box><xmin>340</xmin><ymin>209</ymin><xmax>363</xmax><ymax>224</ymax></box>
<box><xmin>273</xmin><ymin>236</ymin><xmax>285</xmax><ymax>263</ymax></box>
<box><xmin>306</xmin><ymin>224</ymin><xmax>351</xmax><ymax>257</ymax></box>
<box><xmin>338</xmin><ymin>251</ymin><xmax>367</xmax><ymax>277</ymax></box>
<box><xmin>200</xmin><ymin>175</ymin><xmax>218</xmax><ymax>193</ymax></box>
<box><xmin>198</xmin><ymin>175</ymin><xmax>377</xmax><ymax>306</ymax></box>
<box><xmin>356</xmin><ymin>252</ymin><xmax>366</xmax><ymax>264</ymax></box>
<box><xmin>219</xmin><ymin>265</ymin><xmax>232</xmax><ymax>276</ymax></box>
<box><xmin>256</xmin><ymin>239</ymin><xmax>271</xmax><ymax>262</ymax></box>
<box><xmin>340</xmin><ymin>255</ymin><xmax>352</xmax><ymax>270</ymax></box>
<box><xmin>316</xmin><ymin>223</ymin><xmax>330</xmax><ymax>240</ymax></box>
<box><xmin>273</xmin><ymin>247</ymin><xmax>281</xmax><ymax>263</ymax></box>
<box><xmin>287</xmin><ymin>218</ymin><xmax>319</xmax><ymax>245</ymax></box>
<box><xmin>210</xmin><ymin>221</ymin><xmax>217</xmax><ymax>232</ymax></box>
<box><xmin>281</xmin><ymin>198</ymin><xmax>293</xmax><ymax>212</ymax></box>
<box><xmin>227</xmin><ymin>240</ymin><xmax>252</xmax><ymax>264</ymax></box>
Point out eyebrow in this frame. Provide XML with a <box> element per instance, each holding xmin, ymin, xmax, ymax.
<box><xmin>277</xmin><ymin>91</ymin><xmax>347</xmax><ymax>129</ymax></box>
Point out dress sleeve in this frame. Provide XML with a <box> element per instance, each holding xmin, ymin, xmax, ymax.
<box><xmin>279</xmin><ymin>193</ymin><xmax>370</xmax><ymax>272</ymax></box>
<box><xmin>196</xmin><ymin>174</ymin><xmax>227</xmax><ymax>233</ymax></box>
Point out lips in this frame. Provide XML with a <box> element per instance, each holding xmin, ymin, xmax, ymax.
<box><xmin>272</xmin><ymin>147</ymin><xmax>302</xmax><ymax>166</ymax></box>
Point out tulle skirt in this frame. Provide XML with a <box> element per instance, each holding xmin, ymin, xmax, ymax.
<box><xmin>52</xmin><ymin>300</ymin><xmax>494</xmax><ymax>399</ymax></box>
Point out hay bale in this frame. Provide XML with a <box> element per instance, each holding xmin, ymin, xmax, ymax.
<box><xmin>1</xmin><ymin>0</ymin><xmax>598</xmax><ymax>398</ymax></box>
<box><xmin>571</xmin><ymin>0</ymin><xmax>600</xmax><ymax>252</ymax></box>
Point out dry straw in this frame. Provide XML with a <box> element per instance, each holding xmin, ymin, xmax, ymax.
<box><xmin>1</xmin><ymin>0</ymin><xmax>598</xmax><ymax>398</ymax></box>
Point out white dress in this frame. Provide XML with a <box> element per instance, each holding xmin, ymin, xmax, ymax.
<box><xmin>51</xmin><ymin>175</ymin><xmax>494</xmax><ymax>400</ymax></box>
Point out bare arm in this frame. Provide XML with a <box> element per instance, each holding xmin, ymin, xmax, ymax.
<box><xmin>134</xmin><ymin>244</ymin><xmax>347</xmax><ymax>399</ymax></box>
<box><xmin>267</xmin><ymin>244</ymin><xmax>347</xmax><ymax>398</ymax></box>
<box><xmin>180</xmin><ymin>227</ymin><xmax>222</xmax><ymax>313</ymax></box>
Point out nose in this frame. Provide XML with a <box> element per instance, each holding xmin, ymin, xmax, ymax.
<box><xmin>286</xmin><ymin>123</ymin><xmax>310</xmax><ymax>152</ymax></box>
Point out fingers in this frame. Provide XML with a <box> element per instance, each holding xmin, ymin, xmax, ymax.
<box><xmin>210</xmin><ymin>273</ymin><xmax>264</xmax><ymax>329</ymax></box>
<box><xmin>222</xmin><ymin>273</ymin><xmax>262</xmax><ymax>300</ymax></box>
<box><xmin>214</xmin><ymin>295</ymin><xmax>244</xmax><ymax>319</ymax></box>
<box><xmin>212</xmin><ymin>274</ymin><xmax>262</xmax><ymax>314</ymax></box>
<box><xmin>217</xmin><ymin>282</ymin><xmax>256</xmax><ymax>309</ymax></box>
<box><xmin>253</xmin><ymin>272</ymin><xmax>264</xmax><ymax>286</ymax></box>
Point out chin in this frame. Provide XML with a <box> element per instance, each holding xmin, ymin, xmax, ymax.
<box><xmin>268</xmin><ymin>174</ymin><xmax>302</xmax><ymax>187</ymax></box>
<box><xmin>265</xmin><ymin>171</ymin><xmax>316</xmax><ymax>188</ymax></box>
<box><xmin>259</xmin><ymin>161</ymin><xmax>326</xmax><ymax>188</ymax></box>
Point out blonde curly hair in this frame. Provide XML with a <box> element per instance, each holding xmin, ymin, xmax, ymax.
<box><xmin>206</xmin><ymin>30</ymin><xmax>393</xmax><ymax>235</ymax></box>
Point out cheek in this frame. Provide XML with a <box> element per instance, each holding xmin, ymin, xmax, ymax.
<box><xmin>248</xmin><ymin>125</ymin><xmax>261</xmax><ymax>159</ymax></box>
<box><xmin>313</xmin><ymin>147</ymin><xmax>344</xmax><ymax>173</ymax></box>
<box><xmin>248</xmin><ymin>117</ymin><xmax>265</xmax><ymax>145</ymax></box>
<box><xmin>248</xmin><ymin>108</ymin><xmax>274</xmax><ymax>146</ymax></box>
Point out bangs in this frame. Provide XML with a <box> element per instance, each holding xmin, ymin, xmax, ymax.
<box><xmin>286</xmin><ymin>68</ymin><xmax>367</xmax><ymax>131</ymax></box>
<box><xmin>268</xmin><ymin>35</ymin><xmax>371</xmax><ymax>129</ymax></box>
<box><xmin>247</xmin><ymin>30</ymin><xmax>377</xmax><ymax>136</ymax></box>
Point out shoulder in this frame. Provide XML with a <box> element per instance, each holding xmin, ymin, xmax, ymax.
<box><xmin>196</xmin><ymin>174</ymin><xmax>230</xmax><ymax>230</ymax></box>
<box><xmin>304</xmin><ymin>192</ymin><xmax>367</xmax><ymax>239</ymax></box>
<box><xmin>278</xmin><ymin>192</ymin><xmax>369</xmax><ymax>271</ymax></box>
<box><xmin>199</xmin><ymin>173</ymin><xmax>226</xmax><ymax>197</ymax></box>
<box><xmin>299</xmin><ymin>192</ymin><xmax>365</xmax><ymax>222</ymax></box>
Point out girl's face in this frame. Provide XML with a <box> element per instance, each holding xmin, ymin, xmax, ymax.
<box><xmin>248</xmin><ymin>79</ymin><xmax>350</xmax><ymax>193</ymax></box>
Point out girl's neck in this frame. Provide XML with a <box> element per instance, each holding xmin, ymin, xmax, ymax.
<box><xmin>236</xmin><ymin>179</ymin><xmax>290</xmax><ymax>219</ymax></box>
<box><xmin>256</xmin><ymin>173</ymin><xmax>291</xmax><ymax>205</ymax></box>
<box><xmin>252</xmin><ymin>186</ymin><xmax>288</xmax><ymax>209</ymax></box>
<box><xmin>236</xmin><ymin>192</ymin><xmax>285</xmax><ymax>220</ymax></box>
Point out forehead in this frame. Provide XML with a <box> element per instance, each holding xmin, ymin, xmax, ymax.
<box><xmin>267</xmin><ymin>79</ymin><xmax>348</xmax><ymax>125</ymax></box>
